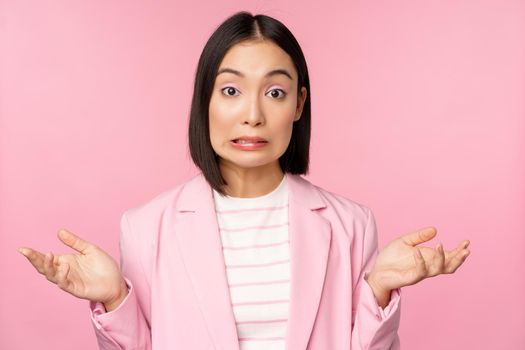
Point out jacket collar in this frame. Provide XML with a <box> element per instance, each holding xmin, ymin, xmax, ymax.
<box><xmin>173</xmin><ymin>172</ymin><xmax>331</xmax><ymax>349</ymax></box>
<box><xmin>176</xmin><ymin>171</ymin><xmax>326</xmax><ymax>212</ymax></box>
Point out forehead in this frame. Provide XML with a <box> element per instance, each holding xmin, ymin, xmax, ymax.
<box><xmin>217</xmin><ymin>40</ymin><xmax>297</xmax><ymax>81</ymax></box>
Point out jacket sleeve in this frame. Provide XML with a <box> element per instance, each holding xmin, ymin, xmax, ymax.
<box><xmin>351</xmin><ymin>207</ymin><xmax>401</xmax><ymax>350</ymax></box>
<box><xmin>88</xmin><ymin>212</ymin><xmax>152</xmax><ymax>350</ymax></box>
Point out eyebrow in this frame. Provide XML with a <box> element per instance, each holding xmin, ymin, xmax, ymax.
<box><xmin>216</xmin><ymin>67</ymin><xmax>293</xmax><ymax>80</ymax></box>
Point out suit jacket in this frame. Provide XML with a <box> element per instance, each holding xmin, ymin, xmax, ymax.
<box><xmin>89</xmin><ymin>172</ymin><xmax>401</xmax><ymax>349</ymax></box>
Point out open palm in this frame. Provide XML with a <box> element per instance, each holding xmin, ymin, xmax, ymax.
<box><xmin>369</xmin><ymin>227</ymin><xmax>471</xmax><ymax>292</ymax></box>
<box><xmin>19</xmin><ymin>229</ymin><xmax>127</xmax><ymax>305</ymax></box>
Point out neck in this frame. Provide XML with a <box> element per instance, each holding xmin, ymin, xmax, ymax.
<box><xmin>218</xmin><ymin>160</ymin><xmax>284</xmax><ymax>198</ymax></box>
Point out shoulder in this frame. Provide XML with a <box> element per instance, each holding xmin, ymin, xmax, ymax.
<box><xmin>294</xmin><ymin>175</ymin><xmax>373</xmax><ymax>229</ymax></box>
<box><xmin>301</xmin><ymin>175</ymin><xmax>371</xmax><ymax>214</ymax></box>
<box><xmin>319</xmin><ymin>184</ymin><xmax>371</xmax><ymax>217</ymax></box>
<box><xmin>121</xmin><ymin>173</ymin><xmax>199</xmax><ymax>226</ymax></box>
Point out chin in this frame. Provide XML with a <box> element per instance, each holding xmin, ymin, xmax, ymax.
<box><xmin>221</xmin><ymin>154</ymin><xmax>279</xmax><ymax>170</ymax></box>
<box><xmin>231</xmin><ymin>159</ymin><xmax>274</xmax><ymax>169</ymax></box>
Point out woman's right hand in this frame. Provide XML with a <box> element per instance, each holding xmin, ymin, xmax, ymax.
<box><xmin>18</xmin><ymin>229</ymin><xmax>129</xmax><ymax>312</ymax></box>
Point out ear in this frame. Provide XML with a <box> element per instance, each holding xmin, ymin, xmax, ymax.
<box><xmin>294</xmin><ymin>87</ymin><xmax>308</xmax><ymax>122</ymax></box>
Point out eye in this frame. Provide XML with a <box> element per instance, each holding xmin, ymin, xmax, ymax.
<box><xmin>267</xmin><ymin>89</ymin><xmax>287</xmax><ymax>99</ymax></box>
<box><xmin>221</xmin><ymin>86</ymin><xmax>240</xmax><ymax>97</ymax></box>
<box><xmin>220</xmin><ymin>86</ymin><xmax>287</xmax><ymax>99</ymax></box>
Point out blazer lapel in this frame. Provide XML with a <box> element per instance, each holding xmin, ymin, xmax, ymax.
<box><xmin>285</xmin><ymin>173</ymin><xmax>331</xmax><ymax>349</ymax></box>
<box><xmin>173</xmin><ymin>173</ymin><xmax>240</xmax><ymax>350</ymax></box>
<box><xmin>173</xmin><ymin>172</ymin><xmax>331</xmax><ymax>350</ymax></box>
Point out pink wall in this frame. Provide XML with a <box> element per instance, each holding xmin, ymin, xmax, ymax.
<box><xmin>2</xmin><ymin>0</ymin><xmax>524</xmax><ymax>349</ymax></box>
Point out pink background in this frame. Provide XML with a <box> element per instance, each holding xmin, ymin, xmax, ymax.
<box><xmin>2</xmin><ymin>1</ymin><xmax>524</xmax><ymax>349</ymax></box>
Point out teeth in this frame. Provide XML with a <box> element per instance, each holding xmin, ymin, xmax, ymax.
<box><xmin>236</xmin><ymin>139</ymin><xmax>264</xmax><ymax>144</ymax></box>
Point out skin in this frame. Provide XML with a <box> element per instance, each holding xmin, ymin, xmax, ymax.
<box><xmin>209</xmin><ymin>38</ymin><xmax>307</xmax><ymax>198</ymax></box>
<box><xmin>18</xmin><ymin>230</ymin><xmax>128</xmax><ymax>312</ymax></box>
<box><xmin>18</xmin><ymin>39</ymin><xmax>470</xmax><ymax>313</ymax></box>
<box><xmin>367</xmin><ymin>228</ymin><xmax>470</xmax><ymax>308</ymax></box>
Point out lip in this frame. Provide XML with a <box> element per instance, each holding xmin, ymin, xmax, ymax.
<box><xmin>231</xmin><ymin>135</ymin><xmax>268</xmax><ymax>142</ymax></box>
<box><xmin>230</xmin><ymin>140</ymin><xmax>268</xmax><ymax>150</ymax></box>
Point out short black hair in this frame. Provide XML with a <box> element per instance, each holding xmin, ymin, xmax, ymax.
<box><xmin>188</xmin><ymin>11</ymin><xmax>311</xmax><ymax>196</ymax></box>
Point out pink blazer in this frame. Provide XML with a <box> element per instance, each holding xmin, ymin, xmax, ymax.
<box><xmin>89</xmin><ymin>172</ymin><xmax>401</xmax><ymax>349</ymax></box>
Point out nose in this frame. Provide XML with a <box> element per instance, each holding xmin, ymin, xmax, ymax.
<box><xmin>243</xmin><ymin>95</ymin><xmax>265</xmax><ymax>126</ymax></box>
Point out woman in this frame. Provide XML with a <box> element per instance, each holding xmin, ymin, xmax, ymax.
<box><xmin>19</xmin><ymin>11</ymin><xmax>470</xmax><ymax>350</ymax></box>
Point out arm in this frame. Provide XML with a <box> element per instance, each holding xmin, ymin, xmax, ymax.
<box><xmin>89</xmin><ymin>212</ymin><xmax>152</xmax><ymax>350</ymax></box>
<box><xmin>351</xmin><ymin>208</ymin><xmax>402</xmax><ymax>350</ymax></box>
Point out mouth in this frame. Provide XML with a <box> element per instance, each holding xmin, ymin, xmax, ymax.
<box><xmin>231</xmin><ymin>136</ymin><xmax>268</xmax><ymax>144</ymax></box>
<box><xmin>229</xmin><ymin>137</ymin><xmax>269</xmax><ymax>150</ymax></box>
<box><xmin>232</xmin><ymin>139</ymin><xmax>268</xmax><ymax>144</ymax></box>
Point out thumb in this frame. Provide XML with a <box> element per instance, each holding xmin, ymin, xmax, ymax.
<box><xmin>401</xmin><ymin>227</ymin><xmax>437</xmax><ymax>246</ymax></box>
<box><xmin>57</xmin><ymin>229</ymin><xmax>91</xmax><ymax>254</ymax></box>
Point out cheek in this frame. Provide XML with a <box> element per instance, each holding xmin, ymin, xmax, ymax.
<box><xmin>208</xmin><ymin>97</ymin><xmax>230</xmax><ymax>142</ymax></box>
<box><xmin>209</xmin><ymin>91</ymin><xmax>240</xmax><ymax>120</ymax></box>
<box><xmin>271</xmin><ymin>118</ymin><xmax>295</xmax><ymax>150</ymax></box>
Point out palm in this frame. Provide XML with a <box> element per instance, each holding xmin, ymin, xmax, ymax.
<box><xmin>369</xmin><ymin>227</ymin><xmax>471</xmax><ymax>292</ymax></box>
<box><xmin>19</xmin><ymin>229</ymin><xmax>125</xmax><ymax>304</ymax></box>
<box><xmin>53</xmin><ymin>246</ymin><xmax>121</xmax><ymax>301</ymax></box>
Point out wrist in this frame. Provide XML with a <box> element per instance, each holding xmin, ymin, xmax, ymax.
<box><xmin>103</xmin><ymin>279</ymin><xmax>129</xmax><ymax>312</ymax></box>
<box><xmin>366</xmin><ymin>272</ymin><xmax>391</xmax><ymax>309</ymax></box>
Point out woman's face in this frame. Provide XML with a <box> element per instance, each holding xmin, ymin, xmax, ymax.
<box><xmin>209</xmin><ymin>39</ymin><xmax>307</xmax><ymax>173</ymax></box>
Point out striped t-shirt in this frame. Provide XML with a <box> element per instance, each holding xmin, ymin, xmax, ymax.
<box><xmin>212</xmin><ymin>174</ymin><xmax>290</xmax><ymax>350</ymax></box>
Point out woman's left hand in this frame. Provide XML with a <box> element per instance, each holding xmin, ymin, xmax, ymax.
<box><xmin>367</xmin><ymin>227</ymin><xmax>470</xmax><ymax>302</ymax></box>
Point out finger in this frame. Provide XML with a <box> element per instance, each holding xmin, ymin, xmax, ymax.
<box><xmin>430</xmin><ymin>243</ymin><xmax>446</xmax><ymax>276</ymax></box>
<box><xmin>18</xmin><ymin>247</ymin><xmax>47</xmax><ymax>274</ymax></box>
<box><xmin>445</xmin><ymin>248</ymin><xmax>470</xmax><ymax>273</ymax></box>
<box><xmin>447</xmin><ymin>249</ymin><xmax>470</xmax><ymax>273</ymax></box>
<box><xmin>55</xmin><ymin>262</ymin><xmax>71</xmax><ymax>290</ymax></box>
<box><xmin>44</xmin><ymin>252</ymin><xmax>59</xmax><ymax>283</ymax></box>
<box><xmin>402</xmin><ymin>227</ymin><xmax>437</xmax><ymax>246</ymax></box>
<box><xmin>58</xmin><ymin>229</ymin><xmax>90</xmax><ymax>254</ymax></box>
<box><xmin>412</xmin><ymin>248</ymin><xmax>428</xmax><ymax>281</ymax></box>
<box><xmin>444</xmin><ymin>240</ymin><xmax>470</xmax><ymax>261</ymax></box>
